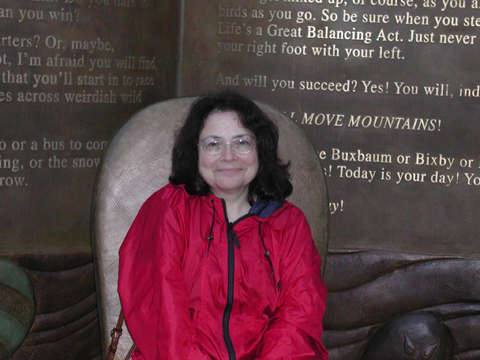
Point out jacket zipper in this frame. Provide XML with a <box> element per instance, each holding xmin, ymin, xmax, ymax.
<box><xmin>221</xmin><ymin>200</ymin><xmax>250</xmax><ymax>360</ymax></box>
<box><xmin>223</xmin><ymin>220</ymin><xmax>236</xmax><ymax>360</ymax></box>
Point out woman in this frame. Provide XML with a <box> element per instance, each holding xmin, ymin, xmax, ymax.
<box><xmin>118</xmin><ymin>91</ymin><xmax>328</xmax><ymax>359</ymax></box>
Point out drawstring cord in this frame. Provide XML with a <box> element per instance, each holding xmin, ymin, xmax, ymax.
<box><xmin>206</xmin><ymin>199</ymin><xmax>215</xmax><ymax>256</ymax></box>
<box><xmin>258</xmin><ymin>222</ymin><xmax>280</xmax><ymax>291</ymax></box>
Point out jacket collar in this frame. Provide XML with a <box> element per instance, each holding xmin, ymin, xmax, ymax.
<box><xmin>205</xmin><ymin>193</ymin><xmax>285</xmax><ymax>223</ymax></box>
<box><xmin>248</xmin><ymin>199</ymin><xmax>284</xmax><ymax>219</ymax></box>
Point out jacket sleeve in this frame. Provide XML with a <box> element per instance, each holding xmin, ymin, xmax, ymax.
<box><xmin>257</xmin><ymin>210</ymin><xmax>328</xmax><ymax>360</ymax></box>
<box><xmin>118</xmin><ymin>187</ymin><xmax>211</xmax><ymax>360</ymax></box>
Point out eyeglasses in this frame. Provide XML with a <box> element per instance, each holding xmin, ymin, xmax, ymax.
<box><xmin>199</xmin><ymin>135</ymin><xmax>256</xmax><ymax>156</ymax></box>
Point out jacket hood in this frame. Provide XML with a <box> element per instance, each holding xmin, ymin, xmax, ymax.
<box><xmin>205</xmin><ymin>191</ymin><xmax>290</xmax><ymax>226</ymax></box>
<box><xmin>248</xmin><ymin>199</ymin><xmax>285</xmax><ymax>219</ymax></box>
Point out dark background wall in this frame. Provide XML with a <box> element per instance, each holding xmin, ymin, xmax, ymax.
<box><xmin>180</xmin><ymin>0</ymin><xmax>480</xmax><ymax>257</ymax></box>
<box><xmin>0</xmin><ymin>1</ymin><xmax>178</xmax><ymax>359</ymax></box>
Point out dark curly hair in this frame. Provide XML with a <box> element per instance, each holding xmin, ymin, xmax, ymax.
<box><xmin>169</xmin><ymin>90</ymin><xmax>292</xmax><ymax>202</ymax></box>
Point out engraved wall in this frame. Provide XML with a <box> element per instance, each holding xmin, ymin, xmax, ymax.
<box><xmin>181</xmin><ymin>0</ymin><xmax>480</xmax><ymax>257</ymax></box>
<box><xmin>0</xmin><ymin>1</ymin><xmax>178</xmax><ymax>358</ymax></box>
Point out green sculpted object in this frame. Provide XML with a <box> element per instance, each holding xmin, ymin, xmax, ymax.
<box><xmin>0</xmin><ymin>259</ymin><xmax>35</xmax><ymax>359</ymax></box>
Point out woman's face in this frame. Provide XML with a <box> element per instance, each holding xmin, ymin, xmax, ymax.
<box><xmin>198</xmin><ymin>110</ymin><xmax>258</xmax><ymax>200</ymax></box>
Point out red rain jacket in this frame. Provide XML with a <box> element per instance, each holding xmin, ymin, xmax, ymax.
<box><xmin>118</xmin><ymin>184</ymin><xmax>328</xmax><ymax>360</ymax></box>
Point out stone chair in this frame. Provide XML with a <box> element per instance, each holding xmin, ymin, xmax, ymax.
<box><xmin>92</xmin><ymin>96</ymin><xmax>329</xmax><ymax>358</ymax></box>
